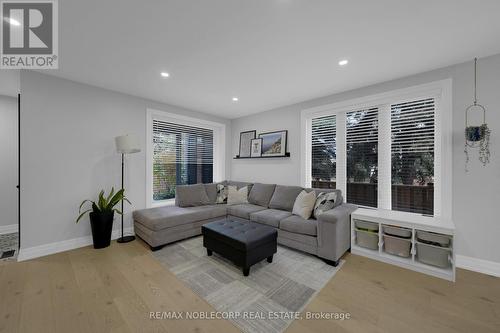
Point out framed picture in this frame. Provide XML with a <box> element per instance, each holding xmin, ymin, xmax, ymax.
<box><xmin>239</xmin><ymin>130</ymin><xmax>256</xmax><ymax>158</ymax></box>
<box><xmin>250</xmin><ymin>138</ymin><xmax>262</xmax><ymax>157</ymax></box>
<box><xmin>259</xmin><ymin>130</ymin><xmax>288</xmax><ymax>157</ymax></box>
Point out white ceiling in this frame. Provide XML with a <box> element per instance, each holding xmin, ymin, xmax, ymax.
<box><xmin>46</xmin><ymin>0</ymin><xmax>500</xmax><ymax>119</ymax></box>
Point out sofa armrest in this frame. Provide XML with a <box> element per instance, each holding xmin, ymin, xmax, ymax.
<box><xmin>316</xmin><ymin>203</ymin><xmax>357</xmax><ymax>223</ymax></box>
<box><xmin>316</xmin><ymin>203</ymin><xmax>357</xmax><ymax>261</ymax></box>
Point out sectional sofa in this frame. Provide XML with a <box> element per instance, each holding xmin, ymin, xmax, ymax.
<box><xmin>133</xmin><ymin>181</ymin><xmax>357</xmax><ymax>265</ymax></box>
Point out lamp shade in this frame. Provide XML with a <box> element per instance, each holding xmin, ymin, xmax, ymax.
<box><xmin>115</xmin><ymin>134</ymin><xmax>141</xmax><ymax>154</ymax></box>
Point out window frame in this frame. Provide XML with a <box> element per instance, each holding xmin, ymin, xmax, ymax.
<box><xmin>301</xmin><ymin>79</ymin><xmax>452</xmax><ymax>218</ymax></box>
<box><xmin>146</xmin><ymin>108</ymin><xmax>226</xmax><ymax>208</ymax></box>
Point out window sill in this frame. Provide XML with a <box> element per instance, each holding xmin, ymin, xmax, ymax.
<box><xmin>150</xmin><ymin>199</ymin><xmax>175</xmax><ymax>208</ymax></box>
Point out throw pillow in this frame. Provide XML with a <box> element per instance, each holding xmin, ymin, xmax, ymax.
<box><xmin>227</xmin><ymin>185</ymin><xmax>249</xmax><ymax>205</ymax></box>
<box><xmin>292</xmin><ymin>190</ymin><xmax>316</xmax><ymax>219</ymax></box>
<box><xmin>204</xmin><ymin>183</ymin><xmax>218</xmax><ymax>204</ymax></box>
<box><xmin>313</xmin><ymin>191</ymin><xmax>338</xmax><ymax>218</ymax></box>
<box><xmin>216</xmin><ymin>184</ymin><xmax>228</xmax><ymax>204</ymax></box>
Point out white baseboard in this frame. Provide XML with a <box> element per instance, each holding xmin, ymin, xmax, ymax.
<box><xmin>0</xmin><ymin>224</ymin><xmax>18</xmax><ymax>234</ymax></box>
<box><xmin>456</xmin><ymin>255</ymin><xmax>500</xmax><ymax>278</ymax></box>
<box><xmin>17</xmin><ymin>229</ymin><xmax>500</xmax><ymax>278</ymax></box>
<box><xmin>17</xmin><ymin>227</ymin><xmax>134</xmax><ymax>262</ymax></box>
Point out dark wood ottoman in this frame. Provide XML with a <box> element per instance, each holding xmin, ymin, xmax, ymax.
<box><xmin>201</xmin><ymin>218</ymin><xmax>277</xmax><ymax>276</ymax></box>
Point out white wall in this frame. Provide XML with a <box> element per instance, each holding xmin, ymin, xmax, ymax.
<box><xmin>231</xmin><ymin>54</ymin><xmax>500</xmax><ymax>265</ymax></box>
<box><xmin>17</xmin><ymin>54</ymin><xmax>500</xmax><ymax>268</ymax></box>
<box><xmin>20</xmin><ymin>71</ymin><xmax>231</xmax><ymax>251</ymax></box>
<box><xmin>0</xmin><ymin>95</ymin><xmax>18</xmax><ymax>229</ymax></box>
<box><xmin>0</xmin><ymin>70</ymin><xmax>20</xmax><ymax>97</ymax></box>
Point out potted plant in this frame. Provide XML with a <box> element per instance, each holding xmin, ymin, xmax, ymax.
<box><xmin>465</xmin><ymin>125</ymin><xmax>484</xmax><ymax>142</ymax></box>
<box><xmin>76</xmin><ymin>188</ymin><xmax>130</xmax><ymax>249</ymax></box>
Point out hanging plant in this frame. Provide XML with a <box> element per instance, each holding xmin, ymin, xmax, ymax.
<box><xmin>465</xmin><ymin>125</ymin><xmax>483</xmax><ymax>142</ymax></box>
<box><xmin>464</xmin><ymin>58</ymin><xmax>491</xmax><ymax>171</ymax></box>
<box><xmin>478</xmin><ymin>124</ymin><xmax>491</xmax><ymax>165</ymax></box>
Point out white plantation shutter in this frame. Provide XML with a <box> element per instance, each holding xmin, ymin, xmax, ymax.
<box><xmin>346</xmin><ymin>108</ymin><xmax>378</xmax><ymax>207</ymax></box>
<box><xmin>311</xmin><ymin>115</ymin><xmax>336</xmax><ymax>188</ymax></box>
<box><xmin>153</xmin><ymin>120</ymin><xmax>213</xmax><ymax>201</ymax></box>
<box><xmin>391</xmin><ymin>98</ymin><xmax>435</xmax><ymax>214</ymax></box>
<box><xmin>305</xmin><ymin>82</ymin><xmax>450</xmax><ymax>217</ymax></box>
<box><xmin>346</xmin><ymin>108</ymin><xmax>378</xmax><ymax>144</ymax></box>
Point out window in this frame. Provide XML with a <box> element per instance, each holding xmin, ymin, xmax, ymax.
<box><xmin>311</xmin><ymin>115</ymin><xmax>336</xmax><ymax>189</ymax></box>
<box><xmin>146</xmin><ymin>109</ymin><xmax>225</xmax><ymax>207</ymax></box>
<box><xmin>391</xmin><ymin>98</ymin><xmax>435</xmax><ymax>215</ymax></box>
<box><xmin>302</xmin><ymin>80</ymin><xmax>451</xmax><ymax>217</ymax></box>
<box><xmin>152</xmin><ymin>120</ymin><xmax>213</xmax><ymax>200</ymax></box>
<box><xmin>346</xmin><ymin>108</ymin><xmax>378</xmax><ymax>207</ymax></box>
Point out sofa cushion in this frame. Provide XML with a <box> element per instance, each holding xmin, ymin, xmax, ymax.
<box><xmin>279</xmin><ymin>215</ymin><xmax>318</xmax><ymax>236</ymax></box>
<box><xmin>216</xmin><ymin>184</ymin><xmax>228</xmax><ymax>204</ymax></box>
<box><xmin>227</xmin><ymin>185</ymin><xmax>249</xmax><ymax>205</ymax></box>
<box><xmin>204</xmin><ymin>183</ymin><xmax>218</xmax><ymax>204</ymax></box>
<box><xmin>250</xmin><ymin>209</ymin><xmax>292</xmax><ymax>228</ymax></box>
<box><xmin>227</xmin><ymin>181</ymin><xmax>254</xmax><ymax>192</ymax></box>
<box><xmin>175</xmin><ymin>184</ymin><xmax>210</xmax><ymax>207</ymax></box>
<box><xmin>306</xmin><ymin>188</ymin><xmax>343</xmax><ymax>208</ymax></box>
<box><xmin>248</xmin><ymin>183</ymin><xmax>276</xmax><ymax>207</ymax></box>
<box><xmin>313</xmin><ymin>191</ymin><xmax>341</xmax><ymax>218</ymax></box>
<box><xmin>227</xmin><ymin>203</ymin><xmax>266</xmax><ymax>220</ymax></box>
<box><xmin>133</xmin><ymin>205</ymin><xmax>226</xmax><ymax>231</ymax></box>
<box><xmin>269</xmin><ymin>185</ymin><xmax>303</xmax><ymax>211</ymax></box>
<box><xmin>292</xmin><ymin>190</ymin><xmax>316</xmax><ymax>219</ymax></box>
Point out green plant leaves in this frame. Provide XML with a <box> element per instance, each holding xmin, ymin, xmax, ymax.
<box><xmin>108</xmin><ymin>188</ymin><xmax>125</xmax><ymax>209</ymax></box>
<box><xmin>76</xmin><ymin>208</ymin><xmax>93</xmax><ymax>223</ymax></box>
<box><xmin>106</xmin><ymin>187</ymin><xmax>115</xmax><ymax>206</ymax></box>
<box><xmin>78</xmin><ymin>199</ymin><xmax>94</xmax><ymax>213</ymax></box>
<box><xmin>76</xmin><ymin>188</ymin><xmax>131</xmax><ymax>223</ymax></box>
<box><xmin>98</xmin><ymin>190</ymin><xmax>106</xmax><ymax>211</ymax></box>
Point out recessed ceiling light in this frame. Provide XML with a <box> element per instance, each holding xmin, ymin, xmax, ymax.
<box><xmin>232</xmin><ymin>97</ymin><xmax>239</xmax><ymax>102</ymax></box>
<box><xmin>4</xmin><ymin>17</ymin><xmax>20</xmax><ymax>26</ymax></box>
<box><xmin>338</xmin><ymin>59</ymin><xmax>349</xmax><ymax>66</ymax></box>
<box><xmin>160</xmin><ymin>72</ymin><xmax>170</xmax><ymax>78</ymax></box>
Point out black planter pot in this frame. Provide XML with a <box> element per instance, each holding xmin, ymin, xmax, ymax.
<box><xmin>89</xmin><ymin>211</ymin><xmax>114</xmax><ymax>249</ymax></box>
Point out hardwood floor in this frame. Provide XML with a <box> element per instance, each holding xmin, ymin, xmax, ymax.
<box><xmin>0</xmin><ymin>239</ymin><xmax>498</xmax><ymax>333</ymax></box>
<box><xmin>0</xmin><ymin>240</ymin><xmax>240</xmax><ymax>333</ymax></box>
<box><xmin>289</xmin><ymin>254</ymin><xmax>500</xmax><ymax>333</ymax></box>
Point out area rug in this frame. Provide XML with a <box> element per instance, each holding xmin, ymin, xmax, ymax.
<box><xmin>152</xmin><ymin>236</ymin><xmax>343</xmax><ymax>333</ymax></box>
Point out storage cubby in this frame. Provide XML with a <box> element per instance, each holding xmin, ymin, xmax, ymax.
<box><xmin>353</xmin><ymin>219</ymin><xmax>379</xmax><ymax>250</ymax></box>
<box><xmin>351</xmin><ymin>208</ymin><xmax>455</xmax><ymax>281</ymax></box>
<box><xmin>415</xmin><ymin>230</ymin><xmax>452</xmax><ymax>268</ymax></box>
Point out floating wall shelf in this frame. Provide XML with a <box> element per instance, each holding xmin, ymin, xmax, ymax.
<box><xmin>233</xmin><ymin>152</ymin><xmax>290</xmax><ymax>159</ymax></box>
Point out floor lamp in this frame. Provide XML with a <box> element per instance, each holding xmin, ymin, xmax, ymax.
<box><xmin>115</xmin><ymin>134</ymin><xmax>141</xmax><ymax>243</ymax></box>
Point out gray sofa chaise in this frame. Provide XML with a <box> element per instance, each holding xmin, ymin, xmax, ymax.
<box><xmin>133</xmin><ymin>181</ymin><xmax>356</xmax><ymax>265</ymax></box>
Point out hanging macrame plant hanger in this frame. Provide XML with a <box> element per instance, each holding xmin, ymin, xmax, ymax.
<box><xmin>464</xmin><ymin>58</ymin><xmax>491</xmax><ymax>170</ymax></box>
